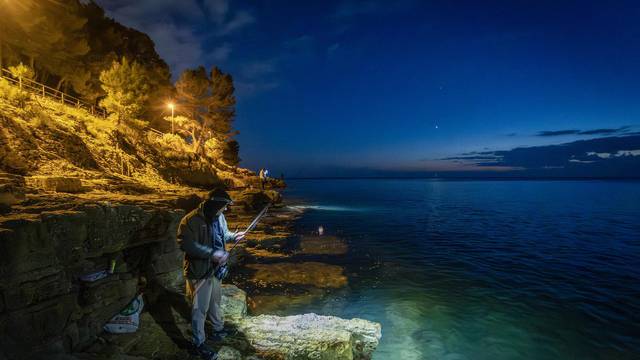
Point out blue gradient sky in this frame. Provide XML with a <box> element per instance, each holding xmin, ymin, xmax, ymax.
<box><xmin>99</xmin><ymin>0</ymin><xmax>640</xmax><ymax>177</ymax></box>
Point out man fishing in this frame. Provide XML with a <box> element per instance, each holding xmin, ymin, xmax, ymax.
<box><xmin>177</xmin><ymin>188</ymin><xmax>245</xmax><ymax>360</ymax></box>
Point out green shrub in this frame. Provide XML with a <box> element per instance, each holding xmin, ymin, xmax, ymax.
<box><xmin>0</xmin><ymin>78</ymin><xmax>31</xmax><ymax>106</ymax></box>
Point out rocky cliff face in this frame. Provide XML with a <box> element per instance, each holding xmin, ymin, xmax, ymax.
<box><xmin>0</xmin><ymin>198</ymin><xmax>186</xmax><ymax>358</ymax></box>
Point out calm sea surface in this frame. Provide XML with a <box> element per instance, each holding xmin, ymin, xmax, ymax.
<box><xmin>262</xmin><ymin>179</ymin><xmax>640</xmax><ymax>359</ymax></box>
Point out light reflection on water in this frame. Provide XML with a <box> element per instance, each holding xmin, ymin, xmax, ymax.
<box><xmin>256</xmin><ymin>179</ymin><xmax>640</xmax><ymax>360</ymax></box>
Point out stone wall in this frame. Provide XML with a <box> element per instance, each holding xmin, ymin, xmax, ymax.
<box><xmin>0</xmin><ymin>202</ymin><xmax>185</xmax><ymax>359</ymax></box>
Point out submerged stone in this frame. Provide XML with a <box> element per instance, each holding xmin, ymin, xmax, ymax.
<box><xmin>299</xmin><ymin>235</ymin><xmax>348</xmax><ymax>255</ymax></box>
<box><xmin>247</xmin><ymin>262</ymin><xmax>348</xmax><ymax>288</ymax></box>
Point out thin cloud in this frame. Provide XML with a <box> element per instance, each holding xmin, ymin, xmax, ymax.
<box><xmin>241</xmin><ymin>59</ymin><xmax>277</xmax><ymax>78</ymax></box>
<box><xmin>537</xmin><ymin>129</ymin><xmax>580</xmax><ymax>137</ymax></box>
<box><xmin>440</xmin><ymin>135</ymin><xmax>640</xmax><ymax>177</ymax></box>
<box><xmin>327</xmin><ymin>43</ymin><xmax>340</xmax><ymax>57</ymax></box>
<box><xmin>235</xmin><ymin>80</ymin><xmax>280</xmax><ymax>97</ymax></box>
<box><xmin>216</xmin><ymin>10</ymin><xmax>255</xmax><ymax>36</ymax></box>
<box><xmin>536</xmin><ymin>126</ymin><xmax>630</xmax><ymax>137</ymax></box>
<box><xmin>332</xmin><ymin>0</ymin><xmax>416</xmax><ymax>18</ymax></box>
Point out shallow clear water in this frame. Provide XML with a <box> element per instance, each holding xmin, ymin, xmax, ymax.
<box><xmin>276</xmin><ymin>179</ymin><xmax>640</xmax><ymax>360</ymax></box>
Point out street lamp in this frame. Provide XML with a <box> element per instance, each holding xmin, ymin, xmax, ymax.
<box><xmin>168</xmin><ymin>102</ymin><xmax>175</xmax><ymax>134</ymax></box>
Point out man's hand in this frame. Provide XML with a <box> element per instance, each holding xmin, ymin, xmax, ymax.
<box><xmin>212</xmin><ymin>250</ymin><xmax>229</xmax><ymax>266</ymax></box>
<box><xmin>234</xmin><ymin>231</ymin><xmax>246</xmax><ymax>241</ymax></box>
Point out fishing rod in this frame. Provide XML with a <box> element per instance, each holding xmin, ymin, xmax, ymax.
<box><xmin>228</xmin><ymin>202</ymin><xmax>271</xmax><ymax>253</ymax></box>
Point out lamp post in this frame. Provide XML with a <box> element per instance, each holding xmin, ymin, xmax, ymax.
<box><xmin>168</xmin><ymin>103</ymin><xmax>175</xmax><ymax>134</ymax></box>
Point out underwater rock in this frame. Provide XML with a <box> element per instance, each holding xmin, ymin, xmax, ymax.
<box><xmin>299</xmin><ymin>235</ymin><xmax>348</xmax><ymax>255</ymax></box>
<box><xmin>237</xmin><ymin>313</ymin><xmax>381</xmax><ymax>360</ymax></box>
<box><xmin>247</xmin><ymin>262</ymin><xmax>348</xmax><ymax>288</ymax></box>
<box><xmin>247</xmin><ymin>287</ymin><xmax>326</xmax><ymax>315</ymax></box>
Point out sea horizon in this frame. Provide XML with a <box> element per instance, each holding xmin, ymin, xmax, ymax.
<box><xmin>286</xmin><ymin>176</ymin><xmax>640</xmax><ymax>181</ymax></box>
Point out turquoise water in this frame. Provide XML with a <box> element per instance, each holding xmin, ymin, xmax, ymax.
<box><xmin>276</xmin><ymin>179</ymin><xmax>640</xmax><ymax>360</ymax></box>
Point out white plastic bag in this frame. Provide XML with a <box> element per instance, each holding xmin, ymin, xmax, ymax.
<box><xmin>103</xmin><ymin>294</ymin><xmax>144</xmax><ymax>333</ymax></box>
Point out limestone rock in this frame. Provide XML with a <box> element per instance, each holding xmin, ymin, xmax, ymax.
<box><xmin>218</xmin><ymin>346</ymin><xmax>243</xmax><ymax>360</ymax></box>
<box><xmin>28</xmin><ymin>176</ymin><xmax>87</xmax><ymax>193</ymax></box>
<box><xmin>0</xmin><ymin>172</ymin><xmax>26</xmax><ymax>210</ymax></box>
<box><xmin>237</xmin><ymin>313</ymin><xmax>381</xmax><ymax>360</ymax></box>
<box><xmin>221</xmin><ymin>284</ymin><xmax>248</xmax><ymax>323</ymax></box>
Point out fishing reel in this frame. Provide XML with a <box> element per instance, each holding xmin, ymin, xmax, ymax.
<box><xmin>214</xmin><ymin>264</ymin><xmax>229</xmax><ymax>281</ymax></box>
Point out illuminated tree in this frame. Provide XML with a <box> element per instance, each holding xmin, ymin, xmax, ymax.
<box><xmin>99</xmin><ymin>57</ymin><xmax>149</xmax><ymax>126</ymax></box>
<box><xmin>175</xmin><ymin>66</ymin><xmax>237</xmax><ymax>156</ymax></box>
<box><xmin>8</xmin><ymin>63</ymin><xmax>35</xmax><ymax>89</ymax></box>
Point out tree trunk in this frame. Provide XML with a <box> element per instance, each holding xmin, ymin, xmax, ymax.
<box><xmin>56</xmin><ymin>76</ymin><xmax>66</xmax><ymax>91</ymax></box>
<box><xmin>191</xmin><ymin>126</ymin><xmax>200</xmax><ymax>153</ymax></box>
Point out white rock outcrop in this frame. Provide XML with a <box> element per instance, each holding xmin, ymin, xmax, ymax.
<box><xmin>222</xmin><ymin>285</ymin><xmax>382</xmax><ymax>360</ymax></box>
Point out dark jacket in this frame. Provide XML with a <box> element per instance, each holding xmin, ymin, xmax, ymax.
<box><xmin>177</xmin><ymin>203</ymin><xmax>236</xmax><ymax>279</ymax></box>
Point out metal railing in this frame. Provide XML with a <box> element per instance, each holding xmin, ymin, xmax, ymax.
<box><xmin>0</xmin><ymin>67</ymin><xmax>107</xmax><ymax>118</ymax></box>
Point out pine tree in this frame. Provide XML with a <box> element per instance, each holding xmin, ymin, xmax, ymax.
<box><xmin>223</xmin><ymin>140</ymin><xmax>241</xmax><ymax>166</ymax></box>
<box><xmin>175</xmin><ymin>66</ymin><xmax>237</xmax><ymax>156</ymax></box>
<box><xmin>99</xmin><ymin>57</ymin><xmax>149</xmax><ymax>126</ymax></box>
<box><xmin>209</xmin><ymin>67</ymin><xmax>236</xmax><ymax>140</ymax></box>
<box><xmin>175</xmin><ymin>66</ymin><xmax>212</xmax><ymax>153</ymax></box>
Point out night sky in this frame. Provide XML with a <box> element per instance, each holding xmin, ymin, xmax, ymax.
<box><xmin>97</xmin><ymin>0</ymin><xmax>640</xmax><ymax>178</ymax></box>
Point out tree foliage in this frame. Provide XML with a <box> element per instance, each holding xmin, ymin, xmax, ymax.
<box><xmin>0</xmin><ymin>0</ymin><xmax>171</xmax><ymax>103</ymax></box>
<box><xmin>175</xmin><ymin>66</ymin><xmax>237</xmax><ymax>156</ymax></box>
<box><xmin>8</xmin><ymin>63</ymin><xmax>35</xmax><ymax>88</ymax></box>
<box><xmin>99</xmin><ymin>58</ymin><xmax>149</xmax><ymax>126</ymax></box>
<box><xmin>223</xmin><ymin>140</ymin><xmax>241</xmax><ymax>166</ymax></box>
<box><xmin>0</xmin><ymin>0</ymin><xmax>90</xmax><ymax>92</ymax></box>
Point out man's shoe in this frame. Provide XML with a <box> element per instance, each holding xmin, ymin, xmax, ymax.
<box><xmin>193</xmin><ymin>343</ymin><xmax>218</xmax><ymax>360</ymax></box>
<box><xmin>207</xmin><ymin>328</ymin><xmax>237</xmax><ymax>342</ymax></box>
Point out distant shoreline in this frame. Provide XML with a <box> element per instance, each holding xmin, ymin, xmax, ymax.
<box><xmin>285</xmin><ymin>176</ymin><xmax>640</xmax><ymax>181</ymax></box>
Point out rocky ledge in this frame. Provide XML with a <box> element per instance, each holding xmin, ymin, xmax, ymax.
<box><xmin>0</xmin><ymin>188</ymin><xmax>381</xmax><ymax>359</ymax></box>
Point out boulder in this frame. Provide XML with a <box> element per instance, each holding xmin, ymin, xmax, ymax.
<box><xmin>220</xmin><ymin>285</ymin><xmax>381</xmax><ymax>360</ymax></box>
<box><xmin>237</xmin><ymin>313</ymin><xmax>381</xmax><ymax>360</ymax></box>
<box><xmin>235</xmin><ymin>190</ymin><xmax>281</xmax><ymax>211</ymax></box>
<box><xmin>28</xmin><ymin>176</ymin><xmax>86</xmax><ymax>193</ymax></box>
<box><xmin>0</xmin><ymin>172</ymin><xmax>26</xmax><ymax>210</ymax></box>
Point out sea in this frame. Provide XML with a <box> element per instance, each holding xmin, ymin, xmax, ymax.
<box><xmin>259</xmin><ymin>179</ymin><xmax>640</xmax><ymax>360</ymax></box>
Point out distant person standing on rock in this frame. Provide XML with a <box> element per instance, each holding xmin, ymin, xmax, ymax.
<box><xmin>259</xmin><ymin>168</ymin><xmax>266</xmax><ymax>190</ymax></box>
<box><xmin>177</xmin><ymin>188</ymin><xmax>245</xmax><ymax>360</ymax></box>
